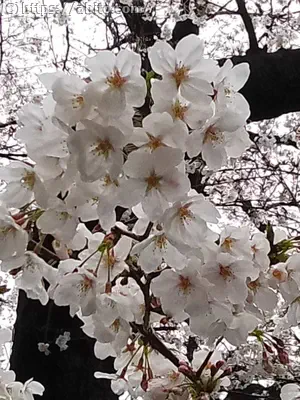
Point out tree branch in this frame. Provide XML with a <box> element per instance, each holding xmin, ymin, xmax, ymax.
<box><xmin>132</xmin><ymin>322</ymin><xmax>181</xmax><ymax>368</ymax></box>
<box><xmin>111</xmin><ymin>222</ymin><xmax>153</xmax><ymax>242</ymax></box>
<box><xmin>0</xmin><ymin>119</ymin><xmax>17</xmax><ymax>128</ymax></box>
<box><xmin>236</xmin><ymin>0</ymin><xmax>259</xmax><ymax>52</ymax></box>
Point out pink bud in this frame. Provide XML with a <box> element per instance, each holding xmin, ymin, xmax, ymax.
<box><xmin>278</xmin><ymin>350</ymin><xmax>289</xmax><ymax>365</ymax></box>
<box><xmin>219</xmin><ymin>367</ymin><xmax>232</xmax><ymax>378</ymax></box>
<box><xmin>178</xmin><ymin>365</ymin><xmax>192</xmax><ymax>375</ymax></box>
<box><xmin>92</xmin><ymin>224</ymin><xmax>101</xmax><ymax>233</ymax></box>
<box><xmin>215</xmin><ymin>360</ymin><xmax>225</xmax><ymax>369</ymax></box>
<box><xmin>262</xmin><ymin>350</ymin><xmax>268</xmax><ymax>360</ymax></box>
<box><xmin>141</xmin><ymin>374</ymin><xmax>148</xmax><ymax>391</ymax></box>
<box><xmin>178</xmin><ymin>360</ymin><xmax>189</xmax><ymax>367</ymax></box>
<box><xmin>264</xmin><ymin>343</ymin><xmax>274</xmax><ymax>353</ymax></box>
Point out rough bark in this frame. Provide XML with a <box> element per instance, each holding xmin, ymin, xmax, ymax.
<box><xmin>10</xmin><ymin>291</ymin><xmax>118</xmax><ymax>400</ymax></box>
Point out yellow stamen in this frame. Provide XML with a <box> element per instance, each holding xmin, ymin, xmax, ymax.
<box><xmin>172</xmin><ymin>65</ymin><xmax>189</xmax><ymax>88</ymax></box>
<box><xmin>106</xmin><ymin>69</ymin><xmax>127</xmax><ymax>88</ymax></box>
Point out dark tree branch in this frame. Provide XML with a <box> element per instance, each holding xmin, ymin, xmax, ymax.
<box><xmin>0</xmin><ymin>152</ymin><xmax>27</xmax><ymax>158</ymax></box>
<box><xmin>0</xmin><ymin>119</ymin><xmax>17</xmax><ymax>128</ymax></box>
<box><xmin>236</xmin><ymin>0</ymin><xmax>260</xmax><ymax>52</ymax></box>
<box><xmin>248</xmin><ymin>131</ymin><xmax>298</xmax><ymax>148</ymax></box>
<box><xmin>227</xmin><ymin>48</ymin><xmax>300</xmax><ymax>121</ymax></box>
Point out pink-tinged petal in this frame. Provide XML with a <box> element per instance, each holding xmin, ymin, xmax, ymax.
<box><xmin>152</xmin><ymin>147</ymin><xmax>183</xmax><ymax>175</ymax></box>
<box><xmin>85</xmin><ymin>51</ymin><xmax>116</xmax><ymax>80</ymax></box>
<box><xmin>214</xmin><ymin>59</ymin><xmax>233</xmax><ymax>85</ymax></box>
<box><xmin>142</xmin><ymin>188</ymin><xmax>168</xmax><ymax>220</ymax></box>
<box><xmin>175</xmin><ymin>34</ymin><xmax>204</xmax><ymax>68</ymax></box>
<box><xmin>202</xmin><ymin>142</ymin><xmax>227</xmax><ymax>170</ymax></box>
<box><xmin>123</xmin><ymin>152</ymin><xmax>153</xmax><ymax>178</ymax></box>
<box><xmin>160</xmin><ymin>170</ymin><xmax>190</xmax><ymax>202</ymax></box>
<box><xmin>125</xmin><ymin>76</ymin><xmax>147</xmax><ymax>107</ymax></box>
<box><xmin>227</xmin><ymin>62</ymin><xmax>250</xmax><ymax>91</ymax></box>
<box><xmin>148</xmin><ymin>41</ymin><xmax>176</xmax><ymax>75</ymax></box>
<box><xmin>186</xmin><ymin>129</ymin><xmax>204</xmax><ymax>158</ymax></box>
<box><xmin>116</xmin><ymin>49</ymin><xmax>141</xmax><ymax>77</ymax></box>
<box><xmin>98</xmin><ymin>87</ymin><xmax>127</xmax><ymax>115</ymax></box>
<box><xmin>181</xmin><ymin>77</ymin><xmax>213</xmax><ymax>102</ymax></box>
<box><xmin>39</xmin><ymin>71</ymin><xmax>65</xmax><ymax>90</ymax></box>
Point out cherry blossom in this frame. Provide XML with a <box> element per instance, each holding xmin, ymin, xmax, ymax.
<box><xmin>0</xmin><ymin>205</ymin><xmax>28</xmax><ymax>262</ymax></box>
<box><xmin>123</xmin><ymin>147</ymin><xmax>190</xmax><ymax>219</ymax></box>
<box><xmin>68</xmin><ymin>119</ymin><xmax>125</xmax><ymax>182</ymax></box>
<box><xmin>0</xmin><ymin>162</ymin><xmax>48</xmax><ymax>209</ymax></box>
<box><xmin>151</xmin><ymin>262</ymin><xmax>211</xmax><ymax>317</ymax></box>
<box><xmin>148</xmin><ymin>34</ymin><xmax>216</xmax><ymax>102</ymax></box>
<box><xmin>186</xmin><ymin>110</ymin><xmax>251</xmax><ymax>170</ymax></box>
<box><xmin>132</xmin><ymin>230</ymin><xmax>187</xmax><ymax>272</ymax></box>
<box><xmin>85</xmin><ymin>49</ymin><xmax>146</xmax><ymax>115</ymax></box>
<box><xmin>129</xmin><ymin>112</ymin><xmax>188</xmax><ymax>152</ymax></box>
<box><xmin>203</xmin><ymin>253</ymin><xmax>258</xmax><ymax>304</ymax></box>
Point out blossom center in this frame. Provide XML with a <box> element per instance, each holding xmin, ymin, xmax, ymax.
<box><xmin>145</xmin><ymin>172</ymin><xmax>161</xmax><ymax>192</ymax></box>
<box><xmin>92</xmin><ymin>139</ymin><xmax>114</xmax><ymax>158</ymax></box>
<box><xmin>251</xmin><ymin>244</ymin><xmax>258</xmax><ymax>253</ymax></box>
<box><xmin>110</xmin><ymin>318</ymin><xmax>120</xmax><ymax>332</ymax></box>
<box><xmin>178</xmin><ymin>204</ymin><xmax>193</xmax><ymax>223</ymax></box>
<box><xmin>203</xmin><ymin>126</ymin><xmax>223</xmax><ymax>146</ymax></box>
<box><xmin>147</xmin><ymin>134</ymin><xmax>164</xmax><ymax>151</ymax></box>
<box><xmin>219</xmin><ymin>264</ymin><xmax>233</xmax><ymax>280</ymax></box>
<box><xmin>103</xmin><ymin>174</ymin><xmax>119</xmax><ymax>187</ymax></box>
<box><xmin>106</xmin><ymin>69</ymin><xmax>127</xmax><ymax>88</ymax></box>
<box><xmin>172</xmin><ymin>99</ymin><xmax>188</xmax><ymax>120</ymax></box>
<box><xmin>172</xmin><ymin>65</ymin><xmax>189</xmax><ymax>88</ymax></box>
<box><xmin>178</xmin><ymin>275</ymin><xmax>192</xmax><ymax>294</ymax></box>
<box><xmin>155</xmin><ymin>234</ymin><xmax>167</xmax><ymax>250</ymax></box>
<box><xmin>222</xmin><ymin>237</ymin><xmax>234</xmax><ymax>252</ymax></box>
<box><xmin>72</xmin><ymin>95</ymin><xmax>84</xmax><ymax>109</ymax></box>
<box><xmin>248</xmin><ymin>279</ymin><xmax>260</xmax><ymax>291</ymax></box>
<box><xmin>80</xmin><ymin>275</ymin><xmax>94</xmax><ymax>292</ymax></box>
<box><xmin>21</xmin><ymin>171</ymin><xmax>36</xmax><ymax>190</ymax></box>
<box><xmin>58</xmin><ymin>212</ymin><xmax>72</xmax><ymax>221</ymax></box>
<box><xmin>272</xmin><ymin>268</ymin><xmax>287</xmax><ymax>282</ymax></box>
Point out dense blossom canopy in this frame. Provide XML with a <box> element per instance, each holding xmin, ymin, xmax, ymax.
<box><xmin>0</xmin><ymin>18</ymin><xmax>299</xmax><ymax>399</ymax></box>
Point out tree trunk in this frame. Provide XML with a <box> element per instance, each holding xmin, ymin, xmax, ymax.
<box><xmin>10</xmin><ymin>291</ymin><xmax>118</xmax><ymax>400</ymax></box>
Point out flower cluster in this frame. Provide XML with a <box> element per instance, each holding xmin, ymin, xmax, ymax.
<box><xmin>0</xmin><ymin>34</ymin><xmax>297</xmax><ymax>399</ymax></box>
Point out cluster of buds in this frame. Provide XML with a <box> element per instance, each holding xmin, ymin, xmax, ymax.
<box><xmin>178</xmin><ymin>359</ymin><xmax>232</xmax><ymax>398</ymax></box>
<box><xmin>254</xmin><ymin>330</ymin><xmax>289</xmax><ymax>372</ymax></box>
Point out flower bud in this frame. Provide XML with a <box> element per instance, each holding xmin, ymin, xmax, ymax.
<box><xmin>215</xmin><ymin>360</ymin><xmax>225</xmax><ymax>369</ymax></box>
<box><xmin>178</xmin><ymin>363</ymin><xmax>192</xmax><ymax>375</ymax></box>
<box><xmin>278</xmin><ymin>349</ymin><xmax>289</xmax><ymax>365</ymax></box>
<box><xmin>219</xmin><ymin>367</ymin><xmax>232</xmax><ymax>378</ymax></box>
<box><xmin>272</xmin><ymin>336</ymin><xmax>284</xmax><ymax>348</ymax></box>
<box><xmin>141</xmin><ymin>374</ymin><xmax>148</xmax><ymax>391</ymax></box>
<box><xmin>92</xmin><ymin>223</ymin><xmax>101</xmax><ymax>233</ymax></box>
<box><xmin>264</xmin><ymin>343</ymin><xmax>274</xmax><ymax>353</ymax></box>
